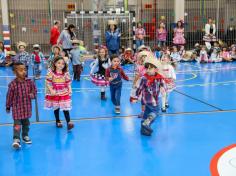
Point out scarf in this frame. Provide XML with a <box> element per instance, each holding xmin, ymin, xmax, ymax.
<box><xmin>33</xmin><ymin>52</ymin><xmax>41</xmax><ymax>63</ymax></box>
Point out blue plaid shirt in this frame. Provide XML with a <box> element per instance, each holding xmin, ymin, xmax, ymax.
<box><xmin>14</xmin><ymin>51</ymin><xmax>31</xmax><ymax>66</ymax></box>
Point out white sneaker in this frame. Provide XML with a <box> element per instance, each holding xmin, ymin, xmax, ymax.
<box><xmin>12</xmin><ymin>139</ymin><xmax>21</xmax><ymax>149</ymax></box>
<box><xmin>22</xmin><ymin>136</ymin><xmax>32</xmax><ymax>144</ymax></box>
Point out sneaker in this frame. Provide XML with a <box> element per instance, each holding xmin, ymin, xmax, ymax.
<box><xmin>67</xmin><ymin>122</ymin><xmax>74</xmax><ymax>131</ymax></box>
<box><xmin>165</xmin><ymin>104</ymin><xmax>169</xmax><ymax>108</ymax></box>
<box><xmin>138</xmin><ymin>112</ymin><xmax>144</xmax><ymax>118</ymax></box>
<box><xmin>115</xmin><ymin>107</ymin><xmax>121</xmax><ymax>114</ymax></box>
<box><xmin>140</xmin><ymin>127</ymin><xmax>152</xmax><ymax>136</ymax></box>
<box><xmin>23</xmin><ymin>136</ymin><xmax>32</xmax><ymax>144</ymax></box>
<box><xmin>141</xmin><ymin>123</ymin><xmax>153</xmax><ymax>133</ymax></box>
<box><xmin>161</xmin><ymin>107</ymin><xmax>166</xmax><ymax>112</ymax></box>
<box><xmin>12</xmin><ymin>139</ymin><xmax>21</xmax><ymax>149</ymax></box>
<box><xmin>56</xmin><ymin>121</ymin><xmax>63</xmax><ymax>128</ymax></box>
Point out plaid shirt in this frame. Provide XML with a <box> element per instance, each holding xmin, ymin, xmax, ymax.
<box><xmin>136</xmin><ymin>75</ymin><xmax>163</xmax><ymax>106</ymax></box>
<box><xmin>6</xmin><ymin>78</ymin><xmax>37</xmax><ymax>120</ymax></box>
<box><xmin>13</xmin><ymin>51</ymin><xmax>31</xmax><ymax>66</ymax></box>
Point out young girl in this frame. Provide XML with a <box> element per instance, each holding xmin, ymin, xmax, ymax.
<box><xmin>90</xmin><ymin>46</ymin><xmax>111</xmax><ymax>100</ymax></box>
<box><xmin>230</xmin><ymin>45</ymin><xmax>236</xmax><ymax>61</ymax></box>
<box><xmin>106</xmin><ymin>55</ymin><xmax>129</xmax><ymax>113</ymax></box>
<box><xmin>6</xmin><ymin>62</ymin><xmax>37</xmax><ymax>149</ymax></box>
<box><xmin>44</xmin><ymin>56</ymin><xmax>74</xmax><ymax>130</ymax></box>
<box><xmin>47</xmin><ymin>45</ymin><xmax>62</xmax><ymax>69</ymax></box>
<box><xmin>210</xmin><ymin>42</ymin><xmax>222</xmax><ymax>62</ymax></box>
<box><xmin>170</xmin><ymin>46</ymin><xmax>181</xmax><ymax>62</ymax></box>
<box><xmin>120</xmin><ymin>48</ymin><xmax>134</xmax><ymax>65</ymax></box>
<box><xmin>135</xmin><ymin>22</ymin><xmax>146</xmax><ymax>49</ymax></box>
<box><xmin>197</xmin><ymin>46</ymin><xmax>209</xmax><ymax>63</ymax></box>
<box><xmin>156</xmin><ymin>22</ymin><xmax>167</xmax><ymax>47</ymax></box>
<box><xmin>135</xmin><ymin>55</ymin><xmax>164</xmax><ymax>136</ymax></box>
<box><xmin>160</xmin><ymin>54</ymin><xmax>176</xmax><ymax>112</ymax></box>
<box><xmin>31</xmin><ymin>44</ymin><xmax>45</xmax><ymax>79</ymax></box>
<box><xmin>220</xmin><ymin>46</ymin><xmax>232</xmax><ymax>62</ymax></box>
<box><xmin>13</xmin><ymin>41</ymin><xmax>31</xmax><ymax>76</ymax></box>
<box><xmin>173</xmin><ymin>20</ymin><xmax>186</xmax><ymax>46</ymax></box>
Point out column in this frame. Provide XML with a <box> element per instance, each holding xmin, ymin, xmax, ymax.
<box><xmin>1</xmin><ymin>0</ymin><xmax>10</xmax><ymax>51</ymax></box>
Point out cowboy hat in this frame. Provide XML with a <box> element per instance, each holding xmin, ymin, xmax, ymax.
<box><xmin>16</xmin><ymin>41</ymin><xmax>27</xmax><ymax>49</ymax></box>
<box><xmin>72</xmin><ymin>39</ymin><xmax>80</xmax><ymax>45</ymax></box>
<box><xmin>108</xmin><ymin>20</ymin><xmax>118</xmax><ymax>25</ymax></box>
<box><xmin>33</xmin><ymin>44</ymin><xmax>40</xmax><ymax>49</ymax></box>
<box><xmin>51</xmin><ymin>45</ymin><xmax>62</xmax><ymax>52</ymax></box>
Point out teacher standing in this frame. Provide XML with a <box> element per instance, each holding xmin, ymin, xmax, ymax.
<box><xmin>105</xmin><ymin>20</ymin><xmax>121</xmax><ymax>56</ymax></box>
<box><xmin>57</xmin><ymin>24</ymin><xmax>76</xmax><ymax>56</ymax></box>
<box><xmin>50</xmin><ymin>20</ymin><xmax>61</xmax><ymax>46</ymax></box>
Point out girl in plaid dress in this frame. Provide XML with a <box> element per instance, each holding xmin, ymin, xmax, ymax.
<box><xmin>90</xmin><ymin>46</ymin><xmax>111</xmax><ymax>100</ymax></box>
<box><xmin>44</xmin><ymin>56</ymin><xmax>74</xmax><ymax>130</ymax></box>
<box><xmin>6</xmin><ymin>62</ymin><xmax>37</xmax><ymax>149</ymax></box>
<box><xmin>160</xmin><ymin>54</ymin><xmax>176</xmax><ymax>112</ymax></box>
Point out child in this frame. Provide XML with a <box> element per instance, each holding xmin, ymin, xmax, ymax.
<box><xmin>6</xmin><ymin>62</ymin><xmax>37</xmax><ymax>149</ymax></box>
<box><xmin>120</xmin><ymin>48</ymin><xmax>134</xmax><ymax>65</ymax></box>
<box><xmin>197</xmin><ymin>46</ymin><xmax>209</xmax><ymax>63</ymax></box>
<box><xmin>220</xmin><ymin>46</ymin><xmax>232</xmax><ymax>62</ymax></box>
<box><xmin>156</xmin><ymin>22</ymin><xmax>167</xmax><ymax>47</ymax></box>
<box><xmin>90</xmin><ymin>46</ymin><xmax>111</xmax><ymax>100</ymax></box>
<box><xmin>70</xmin><ymin>40</ymin><xmax>87</xmax><ymax>81</ymax></box>
<box><xmin>154</xmin><ymin>46</ymin><xmax>162</xmax><ymax>59</ymax></box>
<box><xmin>179</xmin><ymin>45</ymin><xmax>186</xmax><ymax>60</ymax></box>
<box><xmin>170</xmin><ymin>46</ymin><xmax>181</xmax><ymax>63</ymax></box>
<box><xmin>173</xmin><ymin>20</ymin><xmax>186</xmax><ymax>46</ymax></box>
<box><xmin>135</xmin><ymin>22</ymin><xmax>146</xmax><ymax>49</ymax></box>
<box><xmin>210</xmin><ymin>42</ymin><xmax>222</xmax><ymax>62</ymax></box>
<box><xmin>13</xmin><ymin>41</ymin><xmax>31</xmax><ymax>76</ymax></box>
<box><xmin>230</xmin><ymin>45</ymin><xmax>236</xmax><ymax>61</ymax></box>
<box><xmin>160</xmin><ymin>54</ymin><xmax>176</xmax><ymax>112</ymax></box>
<box><xmin>31</xmin><ymin>44</ymin><xmax>45</xmax><ymax>79</ymax></box>
<box><xmin>44</xmin><ymin>56</ymin><xmax>74</xmax><ymax>130</ymax></box>
<box><xmin>135</xmin><ymin>54</ymin><xmax>164</xmax><ymax>136</ymax></box>
<box><xmin>47</xmin><ymin>45</ymin><xmax>62</xmax><ymax>69</ymax></box>
<box><xmin>0</xmin><ymin>48</ymin><xmax>6</xmax><ymax>67</ymax></box>
<box><xmin>106</xmin><ymin>54</ymin><xmax>129</xmax><ymax>113</ymax></box>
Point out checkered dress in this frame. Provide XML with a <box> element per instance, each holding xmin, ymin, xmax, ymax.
<box><xmin>6</xmin><ymin>78</ymin><xmax>37</xmax><ymax>120</ymax></box>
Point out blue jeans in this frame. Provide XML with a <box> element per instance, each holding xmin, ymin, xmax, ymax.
<box><xmin>136</xmin><ymin>40</ymin><xmax>144</xmax><ymax>49</ymax></box>
<box><xmin>143</xmin><ymin>104</ymin><xmax>159</xmax><ymax>120</ymax></box>
<box><xmin>110</xmin><ymin>83</ymin><xmax>122</xmax><ymax>106</ymax></box>
<box><xmin>157</xmin><ymin>41</ymin><xmax>166</xmax><ymax>47</ymax></box>
<box><xmin>108</xmin><ymin>49</ymin><xmax>119</xmax><ymax>56</ymax></box>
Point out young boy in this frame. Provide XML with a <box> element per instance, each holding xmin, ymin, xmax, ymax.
<box><xmin>106</xmin><ymin>54</ymin><xmax>129</xmax><ymax>113</ymax></box>
<box><xmin>136</xmin><ymin>54</ymin><xmax>164</xmax><ymax>136</ymax></box>
<box><xmin>31</xmin><ymin>44</ymin><xmax>45</xmax><ymax>79</ymax></box>
<box><xmin>6</xmin><ymin>62</ymin><xmax>37</xmax><ymax>149</ymax></box>
<box><xmin>70</xmin><ymin>40</ymin><xmax>87</xmax><ymax>81</ymax></box>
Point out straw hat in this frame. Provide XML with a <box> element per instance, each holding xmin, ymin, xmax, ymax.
<box><xmin>6</xmin><ymin>50</ymin><xmax>16</xmax><ymax>56</ymax></box>
<box><xmin>33</xmin><ymin>44</ymin><xmax>40</xmax><ymax>49</ymax></box>
<box><xmin>137</xmin><ymin>45</ymin><xmax>150</xmax><ymax>52</ymax></box>
<box><xmin>72</xmin><ymin>39</ymin><xmax>80</xmax><ymax>45</ymax></box>
<box><xmin>125</xmin><ymin>48</ymin><xmax>132</xmax><ymax>52</ymax></box>
<box><xmin>16</xmin><ymin>41</ymin><xmax>27</xmax><ymax>49</ymax></box>
<box><xmin>144</xmin><ymin>53</ymin><xmax>164</xmax><ymax>75</ymax></box>
<box><xmin>51</xmin><ymin>45</ymin><xmax>62</xmax><ymax>52</ymax></box>
<box><xmin>108</xmin><ymin>20</ymin><xmax>117</xmax><ymax>25</ymax></box>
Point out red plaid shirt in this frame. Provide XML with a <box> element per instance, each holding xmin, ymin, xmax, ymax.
<box><xmin>6</xmin><ymin>78</ymin><xmax>37</xmax><ymax>120</ymax></box>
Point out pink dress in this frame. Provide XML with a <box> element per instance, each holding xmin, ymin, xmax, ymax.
<box><xmin>44</xmin><ymin>70</ymin><xmax>72</xmax><ymax>110</ymax></box>
<box><xmin>173</xmin><ymin>28</ymin><xmax>186</xmax><ymax>45</ymax></box>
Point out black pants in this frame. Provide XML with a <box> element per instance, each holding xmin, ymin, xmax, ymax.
<box><xmin>73</xmin><ymin>64</ymin><xmax>83</xmax><ymax>81</ymax></box>
<box><xmin>54</xmin><ymin>109</ymin><xmax>70</xmax><ymax>123</ymax></box>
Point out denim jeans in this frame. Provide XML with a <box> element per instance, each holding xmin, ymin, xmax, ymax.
<box><xmin>13</xmin><ymin>119</ymin><xmax>30</xmax><ymax>139</ymax></box>
<box><xmin>110</xmin><ymin>83</ymin><xmax>122</xmax><ymax>106</ymax></box>
<box><xmin>136</xmin><ymin>40</ymin><xmax>144</xmax><ymax>49</ymax></box>
<box><xmin>108</xmin><ymin>49</ymin><xmax>119</xmax><ymax>56</ymax></box>
<box><xmin>143</xmin><ymin>104</ymin><xmax>159</xmax><ymax>120</ymax></box>
<box><xmin>157</xmin><ymin>41</ymin><xmax>166</xmax><ymax>47</ymax></box>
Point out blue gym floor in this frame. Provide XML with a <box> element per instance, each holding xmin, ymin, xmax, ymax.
<box><xmin>0</xmin><ymin>61</ymin><xmax>236</xmax><ymax>176</ymax></box>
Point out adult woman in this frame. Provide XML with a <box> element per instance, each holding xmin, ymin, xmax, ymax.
<box><xmin>135</xmin><ymin>22</ymin><xmax>146</xmax><ymax>49</ymax></box>
<box><xmin>105</xmin><ymin>20</ymin><xmax>121</xmax><ymax>56</ymax></box>
<box><xmin>57</xmin><ymin>24</ymin><xmax>76</xmax><ymax>56</ymax></box>
<box><xmin>203</xmin><ymin>17</ymin><xmax>217</xmax><ymax>49</ymax></box>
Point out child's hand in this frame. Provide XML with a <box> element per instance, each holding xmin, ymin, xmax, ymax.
<box><xmin>29</xmin><ymin>93</ymin><xmax>35</xmax><ymax>99</ymax></box>
<box><xmin>108</xmin><ymin>77</ymin><xmax>113</xmax><ymax>82</ymax></box>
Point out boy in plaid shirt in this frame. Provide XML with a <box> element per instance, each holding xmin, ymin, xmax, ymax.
<box><xmin>6</xmin><ymin>62</ymin><xmax>37</xmax><ymax>149</ymax></box>
<box><xmin>135</xmin><ymin>54</ymin><xmax>164</xmax><ymax>136</ymax></box>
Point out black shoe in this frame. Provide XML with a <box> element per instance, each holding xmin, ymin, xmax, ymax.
<box><xmin>22</xmin><ymin>136</ymin><xmax>32</xmax><ymax>144</ymax></box>
<box><xmin>161</xmin><ymin>108</ymin><xmax>166</xmax><ymax>112</ymax></box>
<box><xmin>141</xmin><ymin>122</ymin><xmax>153</xmax><ymax>133</ymax></box>
<box><xmin>101</xmin><ymin>92</ymin><xmax>106</xmax><ymax>100</ymax></box>
<box><xmin>140</xmin><ymin>127</ymin><xmax>152</xmax><ymax>136</ymax></box>
<box><xmin>165</xmin><ymin>104</ymin><xmax>169</xmax><ymax>108</ymax></box>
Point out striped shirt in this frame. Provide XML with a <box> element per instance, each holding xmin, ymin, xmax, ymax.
<box><xmin>6</xmin><ymin>78</ymin><xmax>37</xmax><ymax>120</ymax></box>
